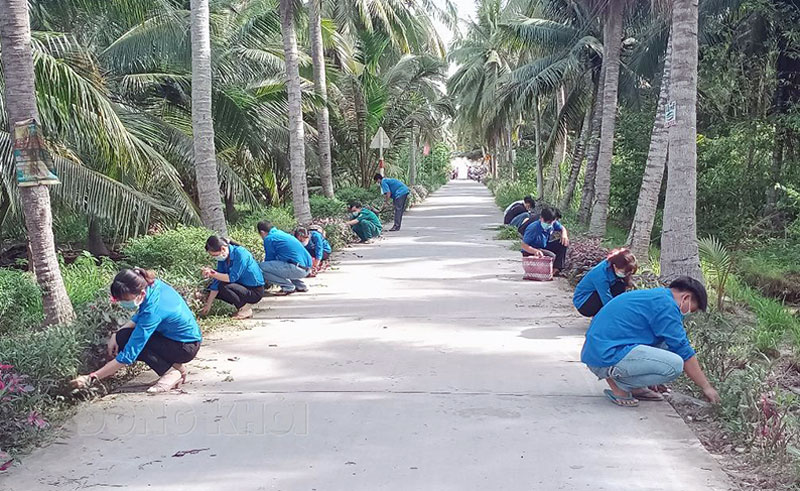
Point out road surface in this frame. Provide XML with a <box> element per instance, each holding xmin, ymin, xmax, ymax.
<box><xmin>1</xmin><ymin>180</ymin><xmax>731</xmax><ymax>490</ymax></box>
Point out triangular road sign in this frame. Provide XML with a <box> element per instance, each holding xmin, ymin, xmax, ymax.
<box><xmin>370</xmin><ymin>127</ymin><xmax>392</xmax><ymax>149</ymax></box>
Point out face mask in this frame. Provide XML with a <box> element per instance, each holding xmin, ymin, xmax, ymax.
<box><xmin>541</xmin><ymin>222</ymin><xmax>553</xmax><ymax>231</ymax></box>
<box><xmin>119</xmin><ymin>297</ymin><xmax>142</xmax><ymax>311</ymax></box>
<box><xmin>679</xmin><ymin>297</ymin><xmax>691</xmax><ymax>316</ymax></box>
<box><xmin>615</xmin><ymin>270</ymin><xmax>627</xmax><ymax>279</ymax></box>
<box><xmin>214</xmin><ymin>250</ymin><xmax>229</xmax><ymax>261</ymax></box>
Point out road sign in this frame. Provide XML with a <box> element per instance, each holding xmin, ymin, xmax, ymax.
<box><xmin>665</xmin><ymin>101</ymin><xmax>676</xmax><ymax>128</ymax></box>
<box><xmin>370</xmin><ymin>127</ymin><xmax>391</xmax><ymax>149</ymax></box>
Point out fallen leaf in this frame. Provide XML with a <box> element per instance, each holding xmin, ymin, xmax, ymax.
<box><xmin>172</xmin><ymin>448</ymin><xmax>210</xmax><ymax>458</ymax></box>
<box><xmin>227</xmin><ymin>357</ymin><xmax>239</xmax><ymax>362</ymax></box>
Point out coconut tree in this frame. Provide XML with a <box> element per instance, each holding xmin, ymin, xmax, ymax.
<box><xmin>588</xmin><ymin>0</ymin><xmax>625</xmax><ymax>237</ymax></box>
<box><xmin>190</xmin><ymin>0</ymin><xmax>228</xmax><ymax>235</ymax></box>
<box><xmin>0</xmin><ymin>0</ymin><xmax>74</xmax><ymax>326</ymax></box>
<box><xmin>308</xmin><ymin>0</ymin><xmax>335</xmax><ymax>197</ymax></box>
<box><xmin>660</xmin><ymin>0</ymin><xmax>702</xmax><ymax>281</ymax></box>
<box><xmin>280</xmin><ymin>0</ymin><xmax>312</xmax><ymax>223</ymax></box>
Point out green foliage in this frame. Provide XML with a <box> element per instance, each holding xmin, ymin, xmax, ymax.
<box><xmin>309</xmin><ymin>195</ymin><xmax>347</xmax><ymax>218</ymax></box>
<box><xmin>233</xmin><ymin>206</ymin><xmax>297</xmax><ymax>233</ymax></box>
<box><xmin>0</xmin><ymin>270</ymin><xmax>43</xmax><ymax>335</ymax></box>
<box><xmin>122</xmin><ymin>226</ymin><xmax>212</xmax><ymax>278</ymax></box>
<box><xmin>61</xmin><ymin>253</ymin><xmax>117</xmax><ymax>307</ymax></box>
<box><xmin>335</xmin><ymin>186</ymin><xmax>382</xmax><ymax>207</ymax></box>
<box><xmin>699</xmin><ymin>236</ymin><xmax>734</xmax><ymax>311</ymax></box>
<box><xmin>490</xmin><ymin>179</ymin><xmax>539</xmax><ymax>210</ymax></box>
<box><xmin>495</xmin><ymin>225</ymin><xmax>519</xmax><ymax>240</ymax></box>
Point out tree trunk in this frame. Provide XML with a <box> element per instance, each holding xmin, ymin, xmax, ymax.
<box><xmin>549</xmin><ymin>87</ymin><xmax>567</xmax><ymax>197</ymax></box>
<box><xmin>560</xmin><ymin>97</ymin><xmax>593</xmax><ymax>211</ymax></box>
<box><xmin>190</xmin><ymin>0</ymin><xmax>228</xmax><ymax>235</ymax></box>
<box><xmin>0</xmin><ymin>0</ymin><xmax>75</xmax><ymax>326</ymax></box>
<box><xmin>627</xmin><ymin>33</ymin><xmax>672</xmax><ymax>262</ymax></box>
<box><xmin>87</xmin><ymin>217</ymin><xmax>111</xmax><ymax>257</ymax></box>
<box><xmin>660</xmin><ymin>0</ymin><xmax>703</xmax><ymax>282</ymax></box>
<box><xmin>309</xmin><ymin>0</ymin><xmax>334</xmax><ymax>198</ymax></box>
<box><xmin>578</xmin><ymin>67</ymin><xmax>605</xmax><ymax>224</ymax></box>
<box><xmin>224</xmin><ymin>192</ymin><xmax>238</xmax><ymax>223</ymax></box>
<box><xmin>409</xmin><ymin>125</ymin><xmax>417</xmax><ymax>187</ymax></box>
<box><xmin>280</xmin><ymin>0</ymin><xmax>312</xmax><ymax>223</ymax></box>
<box><xmin>588</xmin><ymin>1</ymin><xmax>624</xmax><ymax>237</ymax></box>
<box><xmin>534</xmin><ymin>95</ymin><xmax>544</xmax><ymax>198</ymax></box>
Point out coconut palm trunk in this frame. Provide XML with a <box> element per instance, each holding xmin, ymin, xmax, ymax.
<box><xmin>660</xmin><ymin>0</ymin><xmax>703</xmax><ymax>281</ymax></box>
<box><xmin>409</xmin><ymin>125</ymin><xmax>417</xmax><ymax>186</ymax></box>
<box><xmin>0</xmin><ymin>0</ymin><xmax>75</xmax><ymax>326</ymax></box>
<box><xmin>534</xmin><ymin>94</ymin><xmax>544</xmax><ymax>198</ymax></box>
<box><xmin>560</xmin><ymin>99</ymin><xmax>593</xmax><ymax>212</ymax></box>
<box><xmin>309</xmin><ymin>0</ymin><xmax>334</xmax><ymax>198</ymax></box>
<box><xmin>578</xmin><ymin>67</ymin><xmax>604</xmax><ymax>225</ymax></box>
<box><xmin>627</xmin><ymin>33</ymin><xmax>672</xmax><ymax>261</ymax></box>
<box><xmin>280</xmin><ymin>0</ymin><xmax>312</xmax><ymax>223</ymax></box>
<box><xmin>588</xmin><ymin>0</ymin><xmax>624</xmax><ymax>237</ymax></box>
<box><xmin>190</xmin><ymin>0</ymin><xmax>228</xmax><ymax>235</ymax></box>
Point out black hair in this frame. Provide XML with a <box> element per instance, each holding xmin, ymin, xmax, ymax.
<box><xmin>373</xmin><ymin>173</ymin><xmax>383</xmax><ymax>182</ymax></box>
<box><xmin>540</xmin><ymin>207</ymin><xmax>556</xmax><ymax>222</ymax></box>
<box><xmin>348</xmin><ymin>201</ymin><xmax>362</xmax><ymax>210</ymax></box>
<box><xmin>669</xmin><ymin>276</ymin><xmax>708</xmax><ymax>312</ymax></box>
<box><xmin>256</xmin><ymin>221</ymin><xmax>273</xmax><ymax>234</ymax></box>
<box><xmin>294</xmin><ymin>227</ymin><xmax>309</xmax><ymax>238</ymax></box>
<box><xmin>552</xmin><ymin>207</ymin><xmax>563</xmax><ymax>220</ymax></box>
<box><xmin>111</xmin><ymin>268</ymin><xmax>155</xmax><ymax>300</ymax></box>
<box><xmin>205</xmin><ymin>235</ymin><xmax>239</xmax><ymax>252</ymax></box>
<box><xmin>523</xmin><ymin>195</ymin><xmax>535</xmax><ymax>206</ymax></box>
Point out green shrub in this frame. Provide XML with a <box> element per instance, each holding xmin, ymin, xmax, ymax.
<box><xmin>234</xmin><ymin>206</ymin><xmax>297</xmax><ymax>232</ymax></box>
<box><xmin>310</xmin><ymin>195</ymin><xmax>347</xmax><ymax>218</ymax></box>
<box><xmin>495</xmin><ymin>225</ymin><xmax>519</xmax><ymax>240</ymax></box>
<box><xmin>61</xmin><ymin>253</ymin><xmax>117</xmax><ymax>307</ymax></box>
<box><xmin>335</xmin><ymin>186</ymin><xmax>381</xmax><ymax>206</ymax></box>
<box><xmin>122</xmin><ymin>226</ymin><xmax>212</xmax><ymax>278</ymax></box>
<box><xmin>228</xmin><ymin>225</ymin><xmax>266</xmax><ymax>262</ymax></box>
<box><xmin>0</xmin><ymin>269</ymin><xmax>43</xmax><ymax>335</ymax></box>
<box><xmin>491</xmin><ymin>180</ymin><xmax>539</xmax><ymax>210</ymax></box>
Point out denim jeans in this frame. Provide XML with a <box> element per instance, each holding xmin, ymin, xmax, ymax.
<box><xmin>392</xmin><ymin>194</ymin><xmax>408</xmax><ymax>230</ymax></box>
<box><xmin>588</xmin><ymin>344</ymin><xmax>684</xmax><ymax>392</ymax></box>
<box><xmin>509</xmin><ymin>212</ymin><xmax>530</xmax><ymax>229</ymax></box>
<box><xmin>259</xmin><ymin>260</ymin><xmax>310</xmax><ymax>292</ymax></box>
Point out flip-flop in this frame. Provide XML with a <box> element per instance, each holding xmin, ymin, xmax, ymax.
<box><xmin>604</xmin><ymin>389</ymin><xmax>639</xmax><ymax>407</ymax></box>
<box><xmin>632</xmin><ymin>388</ymin><xmax>665</xmax><ymax>402</ymax></box>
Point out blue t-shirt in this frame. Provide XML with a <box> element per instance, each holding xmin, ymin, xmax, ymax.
<box><xmin>573</xmin><ymin>260</ymin><xmax>618</xmax><ymax>308</ymax></box>
<box><xmin>380</xmin><ymin>178</ymin><xmax>409</xmax><ymax>199</ymax></box>
<box><xmin>209</xmin><ymin>244</ymin><xmax>265</xmax><ymax>291</ymax></box>
<box><xmin>306</xmin><ymin>230</ymin><xmax>332</xmax><ymax>261</ymax></box>
<box><xmin>116</xmin><ymin>279</ymin><xmax>202</xmax><ymax>365</ymax></box>
<box><xmin>263</xmin><ymin>228</ymin><xmax>313</xmax><ymax>268</ymax></box>
<box><xmin>580</xmin><ymin>287</ymin><xmax>696</xmax><ymax>368</ymax></box>
<box><xmin>521</xmin><ymin>219</ymin><xmax>563</xmax><ymax>250</ymax></box>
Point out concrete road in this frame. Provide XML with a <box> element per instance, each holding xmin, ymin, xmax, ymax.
<box><xmin>1</xmin><ymin>180</ymin><xmax>731</xmax><ymax>491</ymax></box>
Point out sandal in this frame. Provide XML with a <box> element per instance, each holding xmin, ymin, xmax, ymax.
<box><xmin>632</xmin><ymin>388</ymin><xmax>665</xmax><ymax>401</ymax></box>
<box><xmin>146</xmin><ymin>369</ymin><xmax>182</xmax><ymax>394</ymax></box>
<box><xmin>232</xmin><ymin>305</ymin><xmax>253</xmax><ymax>320</ymax></box>
<box><xmin>173</xmin><ymin>364</ymin><xmax>188</xmax><ymax>385</ymax></box>
<box><xmin>604</xmin><ymin>389</ymin><xmax>639</xmax><ymax>407</ymax></box>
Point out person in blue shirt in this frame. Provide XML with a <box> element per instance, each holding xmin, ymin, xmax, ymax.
<box><xmin>374</xmin><ymin>173</ymin><xmax>410</xmax><ymax>231</ymax></box>
<box><xmin>257</xmin><ymin>221</ymin><xmax>313</xmax><ymax>295</ymax></box>
<box><xmin>573</xmin><ymin>248</ymin><xmax>638</xmax><ymax>317</ymax></box>
<box><xmin>70</xmin><ymin>268</ymin><xmax>202</xmax><ymax>394</ymax></box>
<box><xmin>294</xmin><ymin>226</ymin><xmax>331</xmax><ymax>276</ymax></box>
<box><xmin>520</xmin><ymin>207</ymin><xmax>570</xmax><ymax>274</ymax></box>
<box><xmin>201</xmin><ymin>236</ymin><xmax>265</xmax><ymax>320</ymax></box>
<box><xmin>580</xmin><ymin>276</ymin><xmax>720</xmax><ymax>407</ymax></box>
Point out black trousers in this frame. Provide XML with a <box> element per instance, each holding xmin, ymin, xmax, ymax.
<box><xmin>116</xmin><ymin>328</ymin><xmax>201</xmax><ymax>376</ymax></box>
<box><xmin>216</xmin><ymin>283</ymin><xmax>264</xmax><ymax>310</ymax></box>
<box><xmin>522</xmin><ymin>240</ymin><xmax>568</xmax><ymax>270</ymax></box>
<box><xmin>577</xmin><ymin>280</ymin><xmax>627</xmax><ymax>317</ymax></box>
<box><xmin>393</xmin><ymin>194</ymin><xmax>408</xmax><ymax>230</ymax></box>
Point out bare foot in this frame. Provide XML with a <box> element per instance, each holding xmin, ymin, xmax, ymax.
<box><xmin>173</xmin><ymin>363</ymin><xmax>187</xmax><ymax>385</ymax></box>
<box><xmin>232</xmin><ymin>305</ymin><xmax>253</xmax><ymax>319</ymax></box>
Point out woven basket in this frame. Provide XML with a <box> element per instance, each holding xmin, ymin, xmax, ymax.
<box><xmin>522</xmin><ymin>255</ymin><xmax>554</xmax><ymax>281</ymax></box>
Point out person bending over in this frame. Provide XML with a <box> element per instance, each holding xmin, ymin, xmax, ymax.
<box><xmin>580</xmin><ymin>276</ymin><xmax>720</xmax><ymax>407</ymax></box>
<box><xmin>573</xmin><ymin>248</ymin><xmax>638</xmax><ymax>317</ymax></box>
<box><xmin>257</xmin><ymin>221</ymin><xmax>313</xmax><ymax>295</ymax></box>
<box><xmin>70</xmin><ymin>269</ymin><xmax>202</xmax><ymax>393</ymax></box>
<box><xmin>346</xmin><ymin>201</ymin><xmax>383</xmax><ymax>242</ymax></box>
<box><xmin>201</xmin><ymin>236</ymin><xmax>265</xmax><ymax>320</ymax></box>
<box><xmin>295</xmin><ymin>226</ymin><xmax>331</xmax><ymax>276</ymax></box>
<box><xmin>520</xmin><ymin>207</ymin><xmax>570</xmax><ymax>275</ymax></box>
<box><xmin>374</xmin><ymin>173</ymin><xmax>410</xmax><ymax>231</ymax></box>
<box><xmin>504</xmin><ymin>195</ymin><xmax>536</xmax><ymax>227</ymax></box>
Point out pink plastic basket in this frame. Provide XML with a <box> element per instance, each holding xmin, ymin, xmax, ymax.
<box><xmin>522</xmin><ymin>255</ymin><xmax>554</xmax><ymax>281</ymax></box>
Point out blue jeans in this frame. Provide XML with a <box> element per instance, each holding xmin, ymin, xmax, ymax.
<box><xmin>259</xmin><ymin>260</ymin><xmax>310</xmax><ymax>292</ymax></box>
<box><xmin>509</xmin><ymin>212</ymin><xmax>529</xmax><ymax>229</ymax></box>
<box><xmin>588</xmin><ymin>344</ymin><xmax>684</xmax><ymax>392</ymax></box>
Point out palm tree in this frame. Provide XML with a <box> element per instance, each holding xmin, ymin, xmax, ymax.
<box><xmin>627</xmin><ymin>32</ymin><xmax>671</xmax><ymax>261</ymax></box>
<box><xmin>660</xmin><ymin>0</ymin><xmax>702</xmax><ymax>281</ymax></box>
<box><xmin>309</xmin><ymin>0</ymin><xmax>335</xmax><ymax>198</ymax></box>
<box><xmin>190</xmin><ymin>0</ymin><xmax>228</xmax><ymax>235</ymax></box>
<box><xmin>0</xmin><ymin>0</ymin><xmax>74</xmax><ymax>326</ymax></box>
<box><xmin>588</xmin><ymin>0</ymin><xmax>625</xmax><ymax>237</ymax></box>
<box><xmin>280</xmin><ymin>0</ymin><xmax>312</xmax><ymax>223</ymax></box>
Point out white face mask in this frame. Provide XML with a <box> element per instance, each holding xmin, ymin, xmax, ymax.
<box><xmin>679</xmin><ymin>296</ymin><xmax>692</xmax><ymax>316</ymax></box>
<box><xmin>213</xmin><ymin>247</ymin><xmax>229</xmax><ymax>261</ymax></box>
